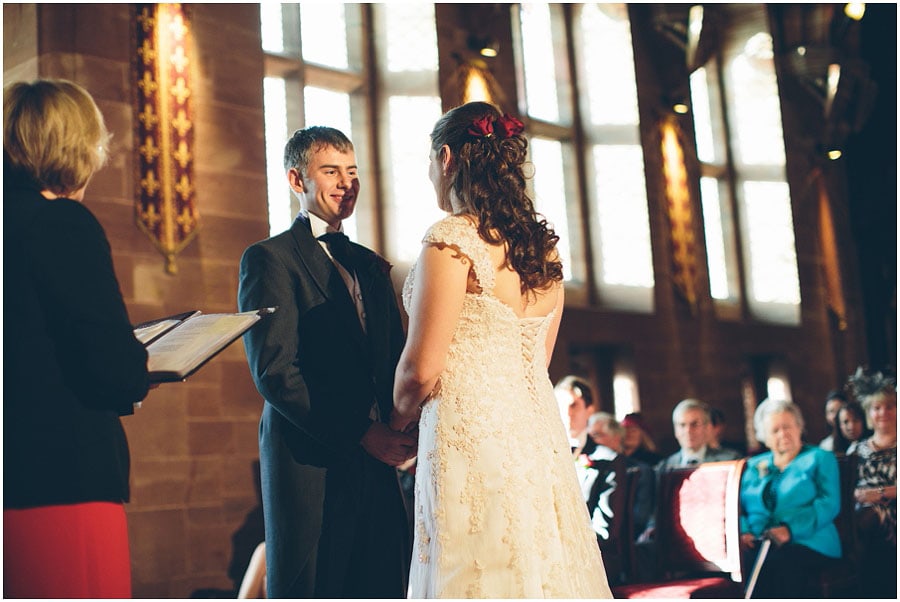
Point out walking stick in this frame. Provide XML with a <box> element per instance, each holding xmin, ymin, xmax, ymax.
<box><xmin>743</xmin><ymin>537</ymin><xmax>772</xmax><ymax>599</ymax></box>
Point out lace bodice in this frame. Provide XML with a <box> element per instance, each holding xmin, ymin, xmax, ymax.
<box><xmin>402</xmin><ymin>215</ymin><xmax>554</xmax><ymax>385</ymax></box>
<box><xmin>403</xmin><ymin>215</ymin><xmax>611</xmax><ymax>598</ymax></box>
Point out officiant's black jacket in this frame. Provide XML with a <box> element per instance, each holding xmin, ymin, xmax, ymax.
<box><xmin>3</xmin><ymin>177</ymin><xmax>150</xmax><ymax>509</ymax></box>
<box><xmin>238</xmin><ymin>214</ymin><xmax>409</xmax><ymax>598</ymax></box>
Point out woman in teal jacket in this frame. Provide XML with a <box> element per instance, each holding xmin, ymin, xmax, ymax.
<box><xmin>740</xmin><ymin>398</ymin><xmax>841</xmax><ymax>597</ymax></box>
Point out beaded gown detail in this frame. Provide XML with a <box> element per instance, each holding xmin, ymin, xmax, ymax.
<box><xmin>403</xmin><ymin>215</ymin><xmax>611</xmax><ymax>598</ymax></box>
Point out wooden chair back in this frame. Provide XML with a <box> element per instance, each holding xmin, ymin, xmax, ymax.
<box><xmin>621</xmin><ymin>465</ymin><xmax>642</xmax><ymax>583</ymax></box>
<box><xmin>832</xmin><ymin>453</ymin><xmax>860</xmax><ymax>558</ymax></box>
<box><xmin>813</xmin><ymin>453</ymin><xmax>861</xmax><ymax>597</ymax></box>
<box><xmin>654</xmin><ymin>459</ymin><xmax>746</xmax><ymax>582</ymax></box>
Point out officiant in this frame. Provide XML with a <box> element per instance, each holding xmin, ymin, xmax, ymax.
<box><xmin>3</xmin><ymin>79</ymin><xmax>152</xmax><ymax>597</ymax></box>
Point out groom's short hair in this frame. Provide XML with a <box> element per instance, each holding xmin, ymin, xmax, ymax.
<box><xmin>283</xmin><ymin>126</ymin><xmax>354</xmax><ymax>175</ymax></box>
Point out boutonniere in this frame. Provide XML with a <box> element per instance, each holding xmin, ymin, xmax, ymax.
<box><xmin>578</xmin><ymin>453</ymin><xmax>609</xmax><ymax>471</ymax></box>
<box><xmin>757</xmin><ymin>460</ymin><xmax>770</xmax><ymax>478</ymax></box>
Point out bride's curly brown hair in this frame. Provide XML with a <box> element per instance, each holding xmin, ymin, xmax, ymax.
<box><xmin>430</xmin><ymin>101</ymin><xmax>563</xmax><ymax>294</ymax></box>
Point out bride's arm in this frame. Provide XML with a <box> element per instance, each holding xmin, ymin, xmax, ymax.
<box><xmin>544</xmin><ymin>284</ymin><xmax>565</xmax><ymax>368</ymax></box>
<box><xmin>392</xmin><ymin>243</ymin><xmax>468</xmax><ymax>429</ymax></box>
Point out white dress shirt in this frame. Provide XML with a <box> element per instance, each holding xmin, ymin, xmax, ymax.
<box><xmin>570</xmin><ymin>430</ymin><xmax>589</xmax><ymax>456</ymax></box>
<box><xmin>681</xmin><ymin>444</ymin><xmax>708</xmax><ymax>466</ymax></box>
<box><xmin>307</xmin><ymin>211</ymin><xmax>367</xmax><ymax>333</ymax></box>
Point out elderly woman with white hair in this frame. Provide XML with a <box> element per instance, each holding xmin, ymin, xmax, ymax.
<box><xmin>739</xmin><ymin>398</ymin><xmax>841</xmax><ymax>598</ymax></box>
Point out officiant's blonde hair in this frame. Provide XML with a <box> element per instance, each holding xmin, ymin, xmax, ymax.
<box><xmin>4</xmin><ymin>79</ymin><xmax>110</xmax><ymax>195</ymax></box>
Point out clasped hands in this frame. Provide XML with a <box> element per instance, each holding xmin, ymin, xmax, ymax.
<box><xmin>740</xmin><ymin>524</ymin><xmax>791</xmax><ymax>550</ymax></box>
<box><xmin>854</xmin><ymin>484</ymin><xmax>894</xmax><ymax>505</ymax></box>
<box><xmin>361</xmin><ymin>420</ymin><xmax>418</xmax><ymax>467</ymax></box>
<box><xmin>367</xmin><ymin>383</ymin><xmax>433</xmax><ymax>467</ymax></box>
<box><xmin>389</xmin><ymin>405</ymin><xmax>422</xmax><ymax>435</ymax></box>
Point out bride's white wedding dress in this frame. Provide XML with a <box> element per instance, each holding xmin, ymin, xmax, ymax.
<box><xmin>403</xmin><ymin>215</ymin><xmax>612</xmax><ymax>599</ymax></box>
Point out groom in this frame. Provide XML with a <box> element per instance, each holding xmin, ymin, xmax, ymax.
<box><xmin>238</xmin><ymin>126</ymin><xmax>415</xmax><ymax>598</ymax></box>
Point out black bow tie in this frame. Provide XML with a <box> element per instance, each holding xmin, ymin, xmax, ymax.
<box><xmin>318</xmin><ymin>232</ymin><xmax>356</xmax><ymax>272</ymax></box>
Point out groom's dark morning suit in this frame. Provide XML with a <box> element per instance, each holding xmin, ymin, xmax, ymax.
<box><xmin>238</xmin><ymin>214</ymin><xmax>410</xmax><ymax>598</ymax></box>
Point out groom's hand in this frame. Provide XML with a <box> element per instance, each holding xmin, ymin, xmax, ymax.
<box><xmin>361</xmin><ymin>422</ymin><xmax>417</xmax><ymax>467</ymax></box>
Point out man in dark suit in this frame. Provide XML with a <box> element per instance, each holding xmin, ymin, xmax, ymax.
<box><xmin>554</xmin><ymin>375</ymin><xmax>598</xmax><ymax>457</ymax></box>
<box><xmin>638</xmin><ymin>399</ymin><xmax>742</xmax><ymax>581</ymax></box>
<box><xmin>575</xmin><ymin>439</ymin><xmax>629</xmax><ymax>584</ymax></box>
<box><xmin>657</xmin><ymin>398</ymin><xmax>742</xmax><ymax>469</ymax></box>
<box><xmin>238</xmin><ymin>126</ymin><xmax>416</xmax><ymax>598</ymax></box>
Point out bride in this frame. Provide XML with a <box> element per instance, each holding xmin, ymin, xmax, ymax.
<box><xmin>391</xmin><ymin>101</ymin><xmax>612</xmax><ymax>598</ymax></box>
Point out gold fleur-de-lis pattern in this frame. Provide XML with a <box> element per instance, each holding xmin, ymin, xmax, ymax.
<box><xmin>133</xmin><ymin>3</ymin><xmax>199</xmax><ymax>274</ymax></box>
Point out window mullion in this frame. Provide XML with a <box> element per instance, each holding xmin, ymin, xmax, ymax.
<box><xmin>360</xmin><ymin>3</ymin><xmax>384</xmax><ymax>252</ymax></box>
<box><xmin>527</xmin><ymin>119</ymin><xmax>572</xmax><ymax>142</ymax></box>
<box><xmin>713</xmin><ymin>50</ymin><xmax>750</xmax><ymax>319</ymax></box>
<box><xmin>264</xmin><ymin>54</ymin><xmax>302</xmax><ymax>80</ymax></box>
<box><xmin>304</xmin><ymin>64</ymin><xmax>365</xmax><ymax>94</ymax></box>
<box><xmin>562</xmin><ymin>3</ymin><xmax>596</xmax><ymax>305</ymax></box>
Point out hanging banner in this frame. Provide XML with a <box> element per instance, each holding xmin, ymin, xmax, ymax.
<box><xmin>133</xmin><ymin>3</ymin><xmax>198</xmax><ymax>274</ymax></box>
<box><xmin>661</xmin><ymin>115</ymin><xmax>699</xmax><ymax>312</ymax></box>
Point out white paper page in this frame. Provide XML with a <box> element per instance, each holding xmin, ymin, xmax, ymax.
<box><xmin>146</xmin><ymin>312</ymin><xmax>259</xmax><ymax>374</ymax></box>
<box><xmin>134</xmin><ymin>319</ymin><xmax>182</xmax><ymax>345</ymax></box>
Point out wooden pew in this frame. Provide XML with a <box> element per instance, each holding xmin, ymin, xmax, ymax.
<box><xmin>613</xmin><ymin>459</ymin><xmax>747</xmax><ymax>598</ymax></box>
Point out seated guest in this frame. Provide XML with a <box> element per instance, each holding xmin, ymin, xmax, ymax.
<box><xmin>637</xmin><ymin>400</ymin><xmax>739</xmax><ymax>579</ymax></box>
<box><xmin>588</xmin><ymin>412</ymin><xmax>655</xmax><ymax>537</ymax></box>
<box><xmin>554</xmin><ymin>375</ymin><xmax>598</xmax><ymax>457</ymax></box>
<box><xmin>658</xmin><ymin>399</ymin><xmax>741</xmax><ymax>469</ymax></box>
<box><xmin>818</xmin><ymin>390</ymin><xmax>847</xmax><ymax>451</ymax></box>
<box><xmin>709</xmin><ymin>406</ymin><xmax>745</xmax><ymax>457</ymax></box>
<box><xmin>740</xmin><ymin>399</ymin><xmax>841</xmax><ymax>598</ymax></box>
<box><xmin>831</xmin><ymin>400</ymin><xmax>871</xmax><ymax>455</ymax></box>
<box><xmin>847</xmin><ymin>368</ymin><xmax>897</xmax><ymax>598</ymax></box>
<box><xmin>621</xmin><ymin>412</ymin><xmax>663</xmax><ymax>466</ymax></box>
<box><xmin>574</xmin><ymin>435</ymin><xmax>626</xmax><ymax>584</ymax></box>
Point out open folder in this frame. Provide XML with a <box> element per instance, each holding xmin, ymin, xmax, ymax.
<box><xmin>134</xmin><ymin>307</ymin><xmax>276</xmax><ymax>383</ymax></box>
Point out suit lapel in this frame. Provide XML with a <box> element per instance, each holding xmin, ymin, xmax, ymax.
<box><xmin>356</xmin><ymin>255</ymin><xmax>386</xmax><ymax>354</ymax></box>
<box><xmin>289</xmin><ymin>217</ymin><xmax>368</xmax><ymax>351</ymax></box>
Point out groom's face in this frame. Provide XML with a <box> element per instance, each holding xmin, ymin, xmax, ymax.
<box><xmin>293</xmin><ymin>145</ymin><xmax>360</xmax><ymax>228</ymax></box>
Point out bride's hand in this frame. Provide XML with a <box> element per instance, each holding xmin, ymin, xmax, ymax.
<box><xmin>390</xmin><ymin>408</ymin><xmax>419</xmax><ymax>433</ymax></box>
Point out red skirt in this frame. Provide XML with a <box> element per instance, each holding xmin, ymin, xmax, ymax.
<box><xmin>4</xmin><ymin>502</ymin><xmax>131</xmax><ymax>598</ymax></box>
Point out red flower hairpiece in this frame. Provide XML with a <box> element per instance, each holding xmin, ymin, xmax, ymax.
<box><xmin>468</xmin><ymin>115</ymin><xmax>495</xmax><ymax>138</ymax></box>
<box><xmin>467</xmin><ymin>113</ymin><xmax>525</xmax><ymax>140</ymax></box>
<box><xmin>495</xmin><ymin>114</ymin><xmax>524</xmax><ymax>138</ymax></box>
